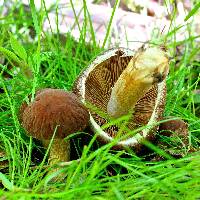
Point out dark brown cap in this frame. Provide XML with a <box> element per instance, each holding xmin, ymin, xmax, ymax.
<box><xmin>156</xmin><ymin>116</ymin><xmax>189</xmax><ymax>158</ymax></box>
<box><xmin>20</xmin><ymin>88</ymin><xmax>89</xmax><ymax>140</ymax></box>
<box><xmin>158</xmin><ymin>116</ymin><xmax>188</xmax><ymax>138</ymax></box>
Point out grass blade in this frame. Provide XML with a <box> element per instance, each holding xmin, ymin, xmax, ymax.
<box><xmin>185</xmin><ymin>2</ymin><xmax>200</xmax><ymax>21</ymax></box>
<box><xmin>10</xmin><ymin>34</ymin><xmax>27</xmax><ymax>61</ymax></box>
<box><xmin>102</xmin><ymin>0</ymin><xmax>120</xmax><ymax>48</ymax></box>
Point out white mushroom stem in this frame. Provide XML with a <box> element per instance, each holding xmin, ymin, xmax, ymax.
<box><xmin>107</xmin><ymin>47</ymin><xmax>169</xmax><ymax>118</ymax></box>
<box><xmin>42</xmin><ymin>139</ymin><xmax>70</xmax><ymax>165</ymax></box>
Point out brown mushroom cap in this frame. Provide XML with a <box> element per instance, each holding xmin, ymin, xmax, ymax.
<box><xmin>156</xmin><ymin>117</ymin><xmax>189</xmax><ymax>159</ymax></box>
<box><xmin>73</xmin><ymin>47</ymin><xmax>167</xmax><ymax>150</ymax></box>
<box><xmin>20</xmin><ymin>89</ymin><xmax>89</xmax><ymax>140</ymax></box>
<box><xmin>158</xmin><ymin>116</ymin><xmax>188</xmax><ymax>143</ymax></box>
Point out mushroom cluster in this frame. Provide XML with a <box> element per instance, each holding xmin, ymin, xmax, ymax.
<box><xmin>20</xmin><ymin>88</ymin><xmax>89</xmax><ymax>164</ymax></box>
<box><xmin>19</xmin><ymin>45</ymin><xmax>189</xmax><ymax>164</ymax></box>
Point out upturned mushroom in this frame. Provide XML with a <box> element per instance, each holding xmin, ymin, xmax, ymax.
<box><xmin>73</xmin><ymin>45</ymin><xmax>180</xmax><ymax>152</ymax></box>
<box><xmin>20</xmin><ymin>88</ymin><xmax>89</xmax><ymax>164</ymax></box>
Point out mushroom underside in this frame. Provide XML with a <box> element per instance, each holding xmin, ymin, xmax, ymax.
<box><xmin>73</xmin><ymin>48</ymin><xmax>166</xmax><ymax>148</ymax></box>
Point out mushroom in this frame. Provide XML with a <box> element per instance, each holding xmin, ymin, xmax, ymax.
<box><xmin>20</xmin><ymin>88</ymin><xmax>89</xmax><ymax>164</ymax></box>
<box><xmin>158</xmin><ymin>116</ymin><xmax>188</xmax><ymax>139</ymax></box>
<box><xmin>156</xmin><ymin>116</ymin><xmax>189</xmax><ymax>158</ymax></box>
<box><xmin>73</xmin><ymin>46</ymin><xmax>170</xmax><ymax>152</ymax></box>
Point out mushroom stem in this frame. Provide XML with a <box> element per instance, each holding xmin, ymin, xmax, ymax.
<box><xmin>42</xmin><ymin>139</ymin><xmax>70</xmax><ymax>165</ymax></box>
<box><xmin>107</xmin><ymin>47</ymin><xmax>169</xmax><ymax>118</ymax></box>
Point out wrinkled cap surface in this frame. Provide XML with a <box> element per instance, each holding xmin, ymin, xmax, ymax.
<box><xmin>21</xmin><ymin>89</ymin><xmax>89</xmax><ymax>140</ymax></box>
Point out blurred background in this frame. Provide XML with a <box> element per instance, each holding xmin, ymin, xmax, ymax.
<box><xmin>1</xmin><ymin>1</ymin><xmax>200</xmax><ymax>198</ymax></box>
<box><xmin>1</xmin><ymin>0</ymin><xmax>199</xmax><ymax>50</ymax></box>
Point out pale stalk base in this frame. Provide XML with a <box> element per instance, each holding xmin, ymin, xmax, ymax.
<box><xmin>42</xmin><ymin>139</ymin><xmax>70</xmax><ymax>182</ymax></box>
<box><xmin>42</xmin><ymin>139</ymin><xmax>70</xmax><ymax>165</ymax></box>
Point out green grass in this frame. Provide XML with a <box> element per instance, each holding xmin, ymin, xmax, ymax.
<box><xmin>1</xmin><ymin>0</ymin><xmax>200</xmax><ymax>199</ymax></box>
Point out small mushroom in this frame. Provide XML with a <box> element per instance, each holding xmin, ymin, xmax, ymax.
<box><xmin>158</xmin><ymin>116</ymin><xmax>188</xmax><ymax>139</ymax></box>
<box><xmin>20</xmin><ymin>88</ymin><xmax>89</xmax><ymax>164</ymax></box>
<box><xmin>156</xmin><ymin>116</ymin><xmax>189</xmax><ymax>158</ymax></box>
<box><xmin>73</xmin><ymin>46</ymin><xmax>169</xmax><ymax>152</ymax></box>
